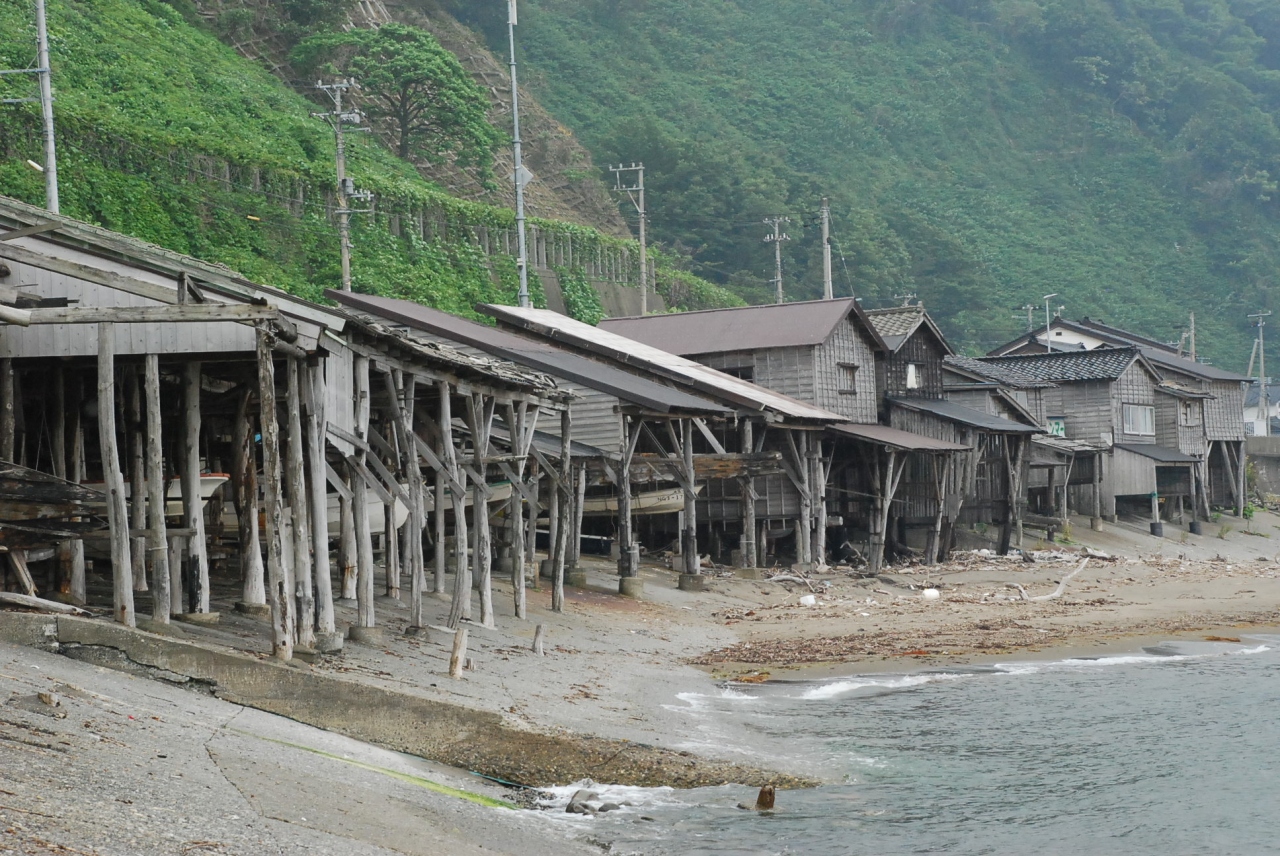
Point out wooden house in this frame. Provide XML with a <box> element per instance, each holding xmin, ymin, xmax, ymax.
<box><xmin>0</xmin><ymin>195</ymin><xmax>568</xmax><ymax>659</ymax></box>
<box><xmin>482</xmin><ymin>304</ymin><xmax>884</xmax><ymax>576</ymax></box>
<box><xmin>990</xmin><ymin>317</ymin><xmax>1248</xmax><ymax>515</ymax></box>
<box><xmin>865</xmin><ymin>305</ymin><xmax>1040</xmax><ymax>556</ymax></box>
<box><xmin>600</xmin><ymin>300</ymin><xmax>985</xmax><ymax>569</ymax></box>
<box><xmin>981</xmin><ymin>347</ymin><xmax>1207</xmax><ymax>533</ymax></box>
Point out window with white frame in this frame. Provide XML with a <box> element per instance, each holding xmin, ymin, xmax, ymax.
<box><xmin>906</xmin><ymin>363</ymin><xmax>921</xmax><ymax>389</ymax></box>
<box><xmin>1122</xmin><ymin>403</ymin><xmax>1155</xmax><ymax>436</ymax></box>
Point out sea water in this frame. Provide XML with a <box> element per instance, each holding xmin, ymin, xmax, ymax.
<box><xmin>536</xmin><ymin>635</ymin><xmax>1280</xmax><ymax>855</ymax></box>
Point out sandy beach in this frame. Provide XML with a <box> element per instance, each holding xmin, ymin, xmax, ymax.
<box><xmin>6</xmin><ymin>509</ymin><xmax>1280</xmax><ymax>854</ymax></box>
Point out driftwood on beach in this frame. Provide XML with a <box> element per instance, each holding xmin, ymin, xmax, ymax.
<box><xmin>1011</xmin><ymin>558</ymin><xmax>1089</xmax><ymax>602</ymax></box>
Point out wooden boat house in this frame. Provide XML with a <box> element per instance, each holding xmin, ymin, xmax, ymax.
<box><xmin>0</xmin><ymin>195</ymin><xmax>569</xmax><ymax>660</ymax></box>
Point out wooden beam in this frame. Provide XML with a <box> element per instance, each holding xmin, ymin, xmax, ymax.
<box><xmin>0</xmin><ymin>221</ymin><xmax>61</xmax><ymax>242</ymax></box>
<box><xmin>692</xmin><ymin>418</ymin><xmax>726</xmax><ymax>454</ymax></box>
<box><xmin>21</xmin><ymin>301</ymin><xmax>280</xmax><ymax>324</ymax></box>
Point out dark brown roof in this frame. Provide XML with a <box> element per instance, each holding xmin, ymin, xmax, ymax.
<box><xmin>827</xmin><ymin>422</ymin><xmax>970</xmax><ymax>452</ymax></box>
<box><xmin>888</xmin><ymin>397</ymin><xmax>1041</xmax><ymax>433</ymax></box>
<box><xmin>327</xmin><ymin>292</ymin><xmax>729</xmax><ymax>415</ymax></box>
<box><xmin>597</xmin><ymin>298</ymin><xmax>887</xmax><ymax>355</ymax></box>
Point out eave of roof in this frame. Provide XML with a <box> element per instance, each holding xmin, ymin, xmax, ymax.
<box><xmin>889</xmin><ymin>396</ymin><xmax>1042</xmax><ymax>433</ymax></box>
<box><xmin>1113</xmin><ymin>443</ymin><xmax>1198</xmax><ymax>463</ymax></box>
<box><xmin>479</xmin><ymin>304</ymin><xmax>848</xmax><ymax>423</ymax></box>
<box><xmin>597</xmin><ymin>297</ymin><xmax>888</xmax><ymax>356</ymax></box>
<box><xmin>827</xmin><ymin>422</ymin><xmax>970</xmax><ymax>452</ymax></box>
<box><xmin>328</xmin><ymin>291</ymin><xmax>730</xmax><ymax>416</ymax></box>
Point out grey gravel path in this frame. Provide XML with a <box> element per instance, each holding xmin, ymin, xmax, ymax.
<box><xmin>0</xmin><ymin>641</ymin><xmax>601</xmax><ymax>855</ymax></box>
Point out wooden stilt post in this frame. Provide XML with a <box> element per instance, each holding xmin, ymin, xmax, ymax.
<box><xmin>256</xmin><ymin>326</ymin><xmax>293</xmax><ymax>660</ymax></box>
<box><xmin>811</xmin><ymin>437</ymin><xmax>828</xmax><ymax>569</ymax></box>
<box><xmin>0</xmin><ymin>358</ymin><xmax>14</xmax><ymax>462</ymax></box>
<box><xmin>68</xmin><ymin>372</ymin><xmax>86</xmax><ymax>602</ymax></box>
<box><xmin>739</xmin><ymin>420</ymin><xmax>757</xmax><ymax>568</ymax></box>
<box><xmin>448</xmin><ymin>626</ymin><xmax>468</xmax><ymax>679</ymax></box>
<box><xmin>286</xmin><ymin>359</ymin><xmax>315</xmax><ymax>648</ymax></box>
<box><xmin>51</xmin><ymin>367</ymin><xmax>72</xmax><ymax>590</ymax></box>
<box><xmin>352</xmin><ymin>353</ymin><xmax>375</xmax><ymax>631</ymax></box>
<box><xmin>505</xmin><ymin>403</ymin><xmax>529</xmax><ymax>619</ymax></box>
<box><xmin>618</xmin><ymin>416</ymin><xmax>640</xmax><ymax>581</ymax></box>
<box><xmin>1092</xmin><ymin>450</ymin><xmax>1104</xmax><ymax>530</ymax></box>
<box><xmin>787</xmin><ymin>430</ymin><xmax>812</xmax><ymax>567</ymax></box>
<box><xmin>338</xmin><ymin>470</ymin><xmax>357</xmax><ymax>600</ymax></box>
<box><xmin>305</xmin><ymin>359</ymin><xmax>336</xmax><ymax>640</ymax></box>
<box><xmin>552</xmin><ymin>408</ymin><xmax>571</xmax><ymax>612</ymax></box>
<box><xmin>181</xmin><ymin>362</ymin><xmax>210</xmax><ymax>612</ymax></box>
<box><xmin>384</xmin><ymin>370</ymin><xmax>424</xmax><ymax>627</ymax></box>
<box><xmin>467</xmin><ymin>394</ymin><xmax>496</xmax><ymax>628</ymax></box>
<box><xmin>571</xmin><ymin>459</ymin><xmax>586</xmax><ymax>573</ymax></box>
<box><xmin>144</xmin><ymin>356</ymin><xmax>170</xmax><ymax>623</ymax></box>
<box><xmin>126</xmin><ymin>370</ymin><xmax>147</xmax><ymax>592</ymax></box>
<box><xmin>442</xmin><ymin>382</ymin><xmax>471</xmax><ymax>628</ymax></box>
<box><xmin>681</xmin><ymin>418</ymin><xmax>699</xmax><ymax>577</ymax></box>
<box><xmin>97</xmin><ymin>324</ymin><xmax>135</xmax><ymax>627</ymax></box>
<box><xmin>1235</xmin><ymin>441</ymin><xmax>1247</xmax><ymax>517</ymax></box>
<box><xmin>926</xmin><ymin>455</ymin><xmax>949</xmax><ymax>564</ymax></box>
<box><xmin>232</xmin><ymin>386</ymin><xmax>266</xmax><ymax>607</ymax></box>
<box><xmin>433</xmin><ymin>467</ymin><xmax>447</xmax><ymax>594</ymax></box>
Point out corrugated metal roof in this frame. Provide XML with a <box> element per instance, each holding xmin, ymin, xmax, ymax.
<box><xmin>888</xmin><ymin>397</ymin><xmax>1042</xmax><ymax>433</ymax></box>
<box><xmin>329</xmin><ymin>291</ymin><xmax>729</xmax><ymax>415</ymax></box>
<box><xmin>944</xmin><ymin>355</ymin><xmax>1056</xmax><ymax>389</ymax></box>
<box><xmin>980</xmin><ymin>348</ymin><xmax>1143</xmax><ymax>383</ymax></box>
<box><xmin>1114</xmin><ymin>443</ymin><xmax>1198</xmax><ymax>463</ymax></box>
<box><xmin>479</xmin><ymin>305</ymin><xmax>848</xmax><ymax>423</ymax></box>
<box><xmin>597</xmin><ymin>298</ymin><xmax>887</xmax><ymax>355</ymax></box>
<box><xmin>828</xmin><ymin>422</ymin><xmax>970</xmax><ymax>452</ymax></box>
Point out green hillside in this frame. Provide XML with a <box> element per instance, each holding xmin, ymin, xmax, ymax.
<box><xmin>447</xmin><ymin>0</ymin><xmax>1280</xmax><ymax>367</ymax></box>
<box><xmin>0</xmin><ymin>0</ymin><xmax>737</xmax><ymax>320</ymax></box>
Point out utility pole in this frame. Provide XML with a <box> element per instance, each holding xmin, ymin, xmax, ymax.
<box><xmin>1251</xmin><ymin>310</ymin><xmax>1272</xmax><ymax>436</ymax></box>
<box><xmin>35</xmin><ymin>0</ymin><xmax>57</xmax><ymax>213</ymax></box>
<box><xmin>507</xmin><ymin>0</ymin><xmax>531</xmax><ymax>308</ymax></box>
<box><xmin>2</xmin><ymin>0</ymin><xmax>59</xmax><ymax>212</ymax></box>
<box><xmin>611</xmin><ymin>163</ymin><xmax>648</xmax><ymax>315</ymax></box>
<box><xmin>1043</xmin><ymin>293</ymin><xmax>1059</xmax><ymax>353</ymax></box>
<box><xmin>1016</xmin><ymin>304</ymin><xmax>1036</xmax><ymax>332</ymax></box>
<box><xmin>820</xmin><ymin>198</ymin><xmax>833</xmax><ymax>300</ymax></box>
<box><xmin>312</xmin><ymin>80</ymin><xmax>370</xmax><ymax>292</ymax></box>
<box><xmin>763</xmin><ymin>217</ymin><xmax>791</xmax><ymax>304</ymax></box>
<box><xmin>1190</xmin><ymin>312</ymin><xmax>1197</xmax><ymax>362</ymax></box>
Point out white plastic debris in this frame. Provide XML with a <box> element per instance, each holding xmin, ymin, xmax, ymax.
<box><xmin>921</xmin><ymin>588</ymin><xmax>941</xmax><ymax>601</ymax></box>
<box><xmin>799</xmin><ymin>594</ymin><xmax>817</xmax><ymax>607</ymax></box>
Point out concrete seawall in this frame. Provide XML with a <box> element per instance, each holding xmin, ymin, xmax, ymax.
<box><xmin>0</xmin><ymin>612</ymin><xmax>812</xmax><ymax>790</ymax></box>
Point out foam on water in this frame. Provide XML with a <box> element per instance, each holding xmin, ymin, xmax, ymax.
<box><xmin>796</xmin><ymin>671</ymin><xmax>967</xmax><ymax>700</ymax></box>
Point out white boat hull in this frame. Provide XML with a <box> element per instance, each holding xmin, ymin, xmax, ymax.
<box><xmin>580</xmin><ymin>486</ymin><xmax>700</xmax><ymax>517</ymax></box>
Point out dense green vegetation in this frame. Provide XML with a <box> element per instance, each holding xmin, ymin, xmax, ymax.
<box><xmin>0</xmin><ymin>0</ymin><xmax>736</xmax><ymax>321</ymax></box>
<box><xmin>448</xmin><ymin>0</ymin><xmax>1280</xmax><ymax>366</ymax></box>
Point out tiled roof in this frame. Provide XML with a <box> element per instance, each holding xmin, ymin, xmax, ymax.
<box><xmin>980</xmin><ymin>347</ymin><xmax>1141</xmax><ymax>382</ymax></box>
<box><xmin>888</xmin><ymin>397</ymin><xmax>1041</xmax><ymax>433</ymax></box>
<box><xmin>865</xmin><ymin>305</ymin><xmax>924</xmax><ymax>337</ymax></box>
<box><xmin>944</xmin><ymin>355</ymin><xmax>1055</xmax><ymax>389</ymax></box>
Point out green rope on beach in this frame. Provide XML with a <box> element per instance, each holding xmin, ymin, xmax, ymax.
<box><xmin>230</xmin><ymin>729</ymin><xmax>517</xmax><ymax>809</ymax></box>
